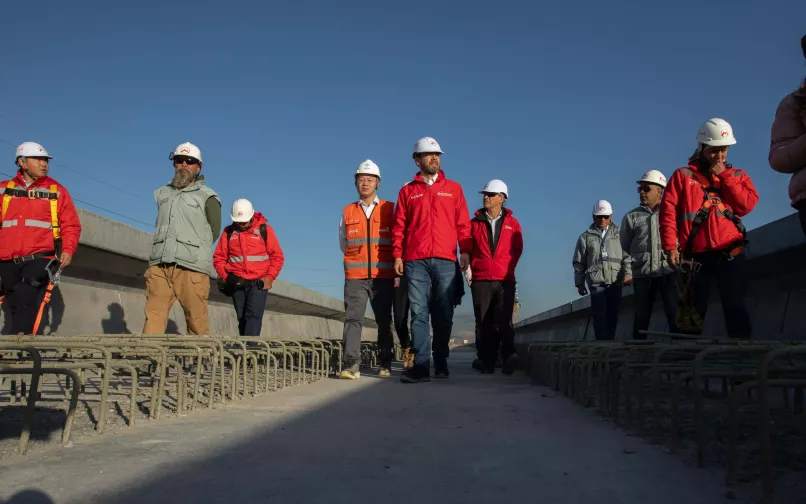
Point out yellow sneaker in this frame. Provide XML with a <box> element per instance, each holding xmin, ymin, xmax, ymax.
<box><xmin>378</xmin><ymin>368</ymin><xmax>391</xmax><ymax>377</ymax></box>
<box><xmin>339</xmin><ymin>364</ymin><xmax>360</xmax><ymax>380</ymax></box>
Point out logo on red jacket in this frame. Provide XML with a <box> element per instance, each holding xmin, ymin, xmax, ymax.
<box><xmin>410</xmin><ymin>194</ymin><xmax>423</xmax><ymax>200</ymax></box>
<box><xmin>437</xmin><ymin>192</ymin><xmax>453</xmax><ymax>197</ymax></box>
<box><xmin>504</xmin><ymin>225</ymin><xmax>513</xmax><ymax>230</ymax></box>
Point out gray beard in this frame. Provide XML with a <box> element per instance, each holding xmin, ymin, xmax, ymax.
<box><xmin>422</xmin><ymin>165</ymin><xmax>439</xmax><ymax>175</ymax></box>
<box><xmin>171</xmin><ymin>169</ymin><xmax>195</xmax><ymax>188</ymax></box>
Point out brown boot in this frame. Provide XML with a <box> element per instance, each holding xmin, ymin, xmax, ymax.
<box><xmin>402</xmin><ymin>347</ymin><xmax>414</xmax><ymax>370</ymax></box>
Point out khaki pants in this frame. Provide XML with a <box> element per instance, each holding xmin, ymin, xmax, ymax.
<box><xmin>143</xmin><ymin>264</ymin><xmax>210</xmax><ymax>335</ymax></box>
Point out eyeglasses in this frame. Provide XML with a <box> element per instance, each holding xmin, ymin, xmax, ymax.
<box><xmin>173</xmin><ymin>156</ymin><xmax>200</xmax><ymax>166</ymax></box>
<box><xmin>637</xmin><ymin>185</ymin><xmax>654</xmax><ymax>193</ymax></box>
<box><xmin>594</xmin><ymin>215</ymin><xmax>611</xmax><ymax>219</ymax></box>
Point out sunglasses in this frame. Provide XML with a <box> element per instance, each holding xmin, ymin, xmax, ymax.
<box><xmin>637</xmin><ymin>185</ymin><xmax>654</xmax><ymax>193</ymax></box>
<box><xmin>173</xmin><ymin>156</ymin><xmax>200</xmax><ymax>166</ymax></box>
<box><xmin>482</xmin><ymin>192</ymin><xmax>501</xmax><ymax>198</ymax></box>
<box><xmin>594</xmin><ymin>215</ymin><xmax>611</xmax><ymax>219</ymax></box>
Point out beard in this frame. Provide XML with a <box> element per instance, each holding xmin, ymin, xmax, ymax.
<box><xmin>421</xmin><ymin>162</ymin><xmax>439</xmax><ymax>175</ymax></box>
<box><xmin>171</xmin><ymin>168</ymin><xmax>195</xmax><ymax>188</ymax></box>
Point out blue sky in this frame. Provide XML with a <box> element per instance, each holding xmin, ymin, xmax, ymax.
<box><xmin>2</xmin><ymin>0</ymin><xmax>805</xmax><ymax>336</ymax></box>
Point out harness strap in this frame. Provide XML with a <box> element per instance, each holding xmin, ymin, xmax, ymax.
<box><xmin>1</xmin><ymin>181</ymin><xmax>62</xmax><ymax>257</ymax></box>
<box><xmin>682</xmin><ymin>169</ymin><xmax>746</xmax><ymax>259</ymax></box>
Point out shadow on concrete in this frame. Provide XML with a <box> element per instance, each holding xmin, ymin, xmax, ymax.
<box><xmin>101</xmin><ymin>303</ymin><xmax>130</xmax><ymax>334</ymax></box>
<box><xmin>0</xmin><ymin>406</ymin><xmax>66</xmax><ymax>442</ymax></box>
<box><xmin>0</xmin><ymin>489</ymin><xmax>55</xmax><ymax>504</ymax></box>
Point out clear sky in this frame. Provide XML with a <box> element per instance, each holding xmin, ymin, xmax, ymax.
<box><xmin>2</xmin><ymin>0</ymin><xmax>805</xmax><ymax>337</ymax></box>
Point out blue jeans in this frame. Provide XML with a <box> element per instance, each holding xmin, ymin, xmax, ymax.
<box><xmin>405</xmin><ymin>258</ymin><xmax>457</xmax><ymax>366</ymax></box>
<box><xmin>231</xmin><ymin>285</ymin><xmax>268</xmax><ymax>336</ymax></box>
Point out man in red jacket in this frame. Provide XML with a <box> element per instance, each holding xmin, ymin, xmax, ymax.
<box><xmin>659</xmin><ymin>118</ymin><xmax>759</xmax><ymax>339</ymax></box>
<box><xmin>468</xmin><ymin>180</ymin><xmax>523</xmax><ymax>375</ymax></box>
<box><xmin>393</xmin><ymin>137</ymin><xmax>472</xmax><ymax>383</ymax></box>
<box><xmin>213</xmin><ymin>199</ymin><xmax>284</xmax><ymax>337</ymax></box>
<box><xmin>0</xmin><ymin>142</ymin><xmax>81</xmax><ymax>335</ymax></box>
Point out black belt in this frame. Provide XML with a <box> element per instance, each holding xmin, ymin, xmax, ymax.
<box><xmin>0</xmin><ymin>251</ymin><xmax>56</xmax><ymax>265</ymax></box>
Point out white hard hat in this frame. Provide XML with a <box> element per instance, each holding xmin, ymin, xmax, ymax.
<box><xmin>15</xmin><ymin>142</ymin><xmax>52</xmax><ymax>160</ymax></box>
<box><xmin>169</xmin><ymin>142</ymin><xmax>203</xmax><ymax>163</ymax></box>
<box><xmin>355</xmin><ymin>159</ymin><xmax>381</xmax><ymax>180</ymax></box>
<box><xmin>413</xmin><ymin>137</ymin><xmax>444</xmax><ymax>156</ymax></box>
<box><xmin>231</xmin><ymin>199</ymin><xmax>255</xmax><ymax>223</ymax></box>
<box><xmin>636</xmin><ymin>170</ymin><xmax>667</xmax><ymax>188</ymax></box>
<box><xmin>480</xmin><ymin>179</ymin><xmax>509</xmax><ymax>199</ymax></box>
<box><xmin>593</xmin><ymin>200</ymin><xmax>613</xmax><ymax>216</ymax></box>
<box><xmin>696</xmin><ymin>118</ymin><xmax>736</xmax><ymax>147</ymax></box>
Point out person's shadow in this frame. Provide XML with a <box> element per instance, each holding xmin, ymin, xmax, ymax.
<box><xmin>0</xmin><ymin>489</ymin><xmax>55</xmax><ymax>504</ymax></box>
<box><xmin>101</xmin><ymin>302</ymin><xmax>131</xmax><ymax>334</ymax></box>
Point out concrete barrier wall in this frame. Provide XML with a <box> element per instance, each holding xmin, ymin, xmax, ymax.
<box><xmin>515</xmin><ymin>213</ymin><xmax>806</xmax><ymax>343</ymax></box>
<box><xmin>0</xmin><ymin>209</ymin><xmax>377</xmax><ymax>340</ymax></box>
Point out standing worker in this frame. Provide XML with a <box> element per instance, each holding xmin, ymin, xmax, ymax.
<box><xmin>143</xmin><ymin>142</ymin><xmax>221</xmax><ymax>335</ymax></box>
<box><xmin>393</xmin><ymin>137</ymin><xmax>472</xmax><ymax>383</ymax></box>
<box><xmin>338</xmin><ymin>160</ymin><xmax>396</xmax><ymax>379</ymax></box>
<box><xmin>620</xmin><ymin>170</ymin><xmax>678</xmax><ymax>339</ymax></box>
<box><xmin>213</xmin><ymin>199</ymin><xmax>284</xmax><ymax>336</ymax></box>
<box><xmin>659</xmin><ymin>119</ymin><xmax>758</xmax><ymax>338</ymax></box>
<box><xmin>0</xmin><ymin>142</ymin><xmax>81</xmax><ymax>335</ymax></box>
<box><xmin>468</xmin><ymin>180</ymin><xmax>523</xmax><ymax>375</ymax></box>
<box><xmin>572</xmin><ymin>200</ymin><xmax>630</xmax><ymax>341</ymax></box>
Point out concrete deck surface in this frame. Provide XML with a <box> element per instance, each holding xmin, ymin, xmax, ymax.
<box><xmin>0</xmin><ymin>352</ymin><xmax>745</xmax><ymax>504</ymax></box>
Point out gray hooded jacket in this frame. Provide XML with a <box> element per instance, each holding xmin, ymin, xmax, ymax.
<box><xmin>573</xmin><ymin>222</ymin><xmax>630</xmax><ymax>288</ymax></box>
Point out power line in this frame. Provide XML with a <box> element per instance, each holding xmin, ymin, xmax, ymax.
<box><xmin>0</xmin><ymin>170</ymin><xmax>154</xmax><ymax>228</ymax></box>
<box><xmin>0</xmin><ymin>138</ymin><xmax>151</xmax><ymax>203</ymax></box>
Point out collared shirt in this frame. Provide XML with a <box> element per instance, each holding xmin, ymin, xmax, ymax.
<box><xmin>422</xmin><ymin>172</ymin><xmax>439</xmax><ymax>186</ymax></box>
<box><xmin>338</xmin><ymin>195</ymin><xmax>379</xmax><ymax>254</ymax></box>
<box><xmin>487</xmin><ymin>209</ymin><xmax>503</xmax><ymax>251</ymax></box>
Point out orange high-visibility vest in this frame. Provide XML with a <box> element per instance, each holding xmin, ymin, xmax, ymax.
<box><xmin>343</xmin><ymin>199</ymin><xmax>395</xmax><ymax>280</ymax></box>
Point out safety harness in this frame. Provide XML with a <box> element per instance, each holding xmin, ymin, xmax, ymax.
<box><xmin>1</xmin><ymin>180</ymin><xmax>63</xmax><ymax>259</ymax></box>
<box><xmin>676</xmin><ymin>166</ymin><xmax>747</xmax><ymax>334</ymax></box>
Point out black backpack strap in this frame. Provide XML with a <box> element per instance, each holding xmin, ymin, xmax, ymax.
<box><xmin>259</xmin><ymin>223</ymin><xmax>268</xmax><ymax>245</ymax></box>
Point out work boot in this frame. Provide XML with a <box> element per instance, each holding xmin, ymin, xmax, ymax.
<box><xmin>472</xmin><ymin>358</ymin><xmax>483</xmax><ymax>371</ymax></box>
<box><xmin>502</xmin><ymin>354</ymin><xmax>518</xmax><ymax>375</ymax></box>
<box><xmin>339</xmin><ymin>362</ymin><xmax>360</xmax><ymax>380</ymax></box>
<box><xmin>434</xmin><ymin>358</ymin><xmax>449</xmax><ymax>379</ymax></box>
<box><xmin>480</xmin><ymin>366</ymin><xmax>495</xmax><ymax>375</ymax></box>
<box><xmin>378</xmin><ymin>367</ymin><xmax>391</xmax><ymax>377</ymax></box>
<box><xmin>401</xmin><ymin>347</ymin><xmax>414</xmax><ymax>370</ymax></box>
<box><xmin>400</xmin><ymin>364</ymin><xmax>431</xmax><ymax>383</ymax></box>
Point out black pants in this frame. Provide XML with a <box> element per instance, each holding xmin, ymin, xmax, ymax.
<box><xmin>632</xmin><ymin>275</ymin><xmax>678</xmax><ymax>340</ymax></box>
<box><xmin>0</xmin><ymin>258</ymin><xmax>50</xmax><ymax>335</ymax></box>
<box><xmin>690</xmin><ymin>250</ymin><xmax>751</xmax><ymax>339</ymax></box>
<box><xmin>471</xmin><ymin>280</ymin><xmax>516</xmax><ymax>366</ymax></box>
<box><xmin>798</xmin><ymin>203</ymin><xmax>806</xmax><ymax>238</ymax></box>
<box><xmin>590</xmin><ymin>284</ymin><xmax>622</xmax><ymax>340</ymax></box>
<box><xmin>231</xmin><ymin>285</ymin><xmax>268</xmax><ymax>336</ymax></box>
<box><xmin>393</xmin><ymin>276</ymin><xmax>411</xmax><ymax>349</ymax></box>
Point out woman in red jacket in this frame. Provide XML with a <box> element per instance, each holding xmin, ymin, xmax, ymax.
<box><xmin>659</xmin><ymin>119</ymin><xmax>759</xmax><ymax>339</ymax></box>
<box><xmin>468</xmin><ymin>179</ymin><xmax>523</xmax><ymax>374</ymax></box>
<box><xmin>213</xmin><ymin>199</ymin><xmax>284</xmax><ymax>336</ymax></box>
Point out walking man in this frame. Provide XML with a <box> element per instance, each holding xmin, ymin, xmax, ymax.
<box><xmin>144</xmin><ymin>142</ymin><xmax>221</xmax><ymax>335</ymax></box>
<box><xmin>339</xmin><ymin>160</ymin><xmax>396</xmax><ymax>379</ymax></box>
<box><xmin>573</xmin><ymin>200</ymin><xmax>630</xmax><ymax>340</ymax></box>
<box><xmin>0</xmin><ymin>142</ymin><xmax>81</xmax><ymax>334</ymax></box>
<box><xmin>213</xmin><ymin>199</ymin><xmax>284</xmax><ymax>336</ymax></box>
<box><xmin>620</xmin><ymin>170</ymin><xmax>678</xmax><ymax>339</ymax></box>
<box><xmin>468</xmin><ymin>180</ymin><xmax>523</xmax><ymax>375</ymax></box>
<box><xmin>393</xmin><ymin>137</ymin><xmax>472</xmax><ymax>383</ymax></box>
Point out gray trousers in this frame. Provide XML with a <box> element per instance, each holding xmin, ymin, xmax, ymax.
<box><xmin>342</xmin><ymin>278</ymin><xmax>394</xmax><ymax>365</ymax></box>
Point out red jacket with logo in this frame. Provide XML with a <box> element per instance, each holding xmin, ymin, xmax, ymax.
<box><xmin>0</xmin><ymin>170</ymin><xmax>82</xmax><ymax>260</ymax></box>
<box><xmin>213</xmin><ymin>212</ymin><xmax>285</xmax><ymax>281</ymax></box>
<box><xmin>470</xmin><ymin>208</ymin><xmax>523</xmax><ymax>281</ymax></box>
<box><xmin>392</xmin><ymin>170</ymin><xmax>472</xmax><ymax>262</ymax></box>
<box><xmin>659</xmin><ymin>161</ymin><xmax>759</xmax><ymax>254</ymax></box>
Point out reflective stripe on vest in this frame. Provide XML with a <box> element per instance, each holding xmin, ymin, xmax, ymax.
<box><xmin>343</xmin><ymin>201</ymin><xmax>395</xmax><ymax>279</ymax></box>
<box><xmin>227</xmin><ymin>255</ymin><xmax>270</xmax><ymax>263</ymax></box>
<box><xmin>1</xmin><ymin>181</ymin><xmax>61</xmax><ymax>251</ymax></box>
